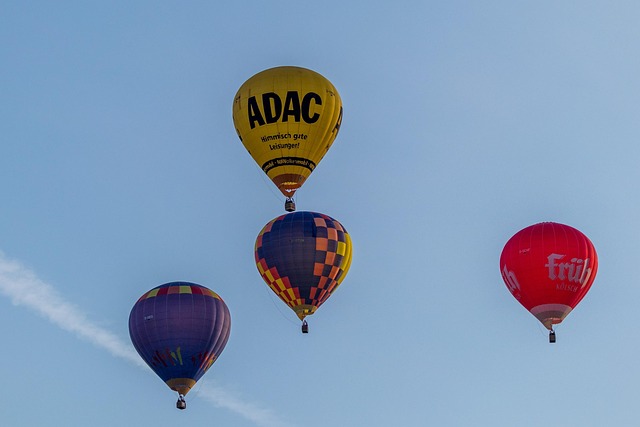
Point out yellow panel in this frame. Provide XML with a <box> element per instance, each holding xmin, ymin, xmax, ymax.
<box><xmin>166</xmin><ymin>378</ymin><xmax>197</xmax><ymax>396</ymax></box>
<box><xmin>339</xmin><ymin>233</ymin><xmax>353</xmax><ymax>279</ymax></box>
<box><xmin>275</xmin><ymin>278</ymin><xmax>287</xmax><ymax>291</ymax></box>
<box><xmin>268</xmin><ymin>283</ymin><xmax>280</xmax><ymax>294</ymax></box>
<box><xmin>279</xmin><ymin>290</ymin><xmax>292</xmax><ymax>303</ymax></box>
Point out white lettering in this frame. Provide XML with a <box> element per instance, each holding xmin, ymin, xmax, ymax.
<box><xmin>546</xmin><ymin>253</ymin><xmax>592</xmax><ymax>286</ymax></box>
<box><xmin>545</xmin><ymin>253</ymin><xmax>564</xmax><ymax>280</ymax></box>
<box><xmin>501</xmin><ymin>265</ymin><xmax>520</xmax><ymax>293</ymax></box>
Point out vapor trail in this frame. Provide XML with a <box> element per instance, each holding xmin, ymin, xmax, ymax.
<box><xmin>0</xmin><ymin>251</ymin><xmax>144</xmax><ymax>366</ymax></box>
<box><xmin>198</xmin><ymin>382</ymin><xmax>295</xmax><ymax>427</ymax></box>
<box><xmin>0</xmin><ymin>251</ymin><xmax>292</xmax><ymax>427</ymax></box>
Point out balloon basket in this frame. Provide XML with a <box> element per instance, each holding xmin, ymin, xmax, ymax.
<box><xmin>549</xmin><ymin>330</ymin><xmax>556</xmax><ymax>344</ymax></box>
<box><xmin>176</xmin><ymin>395</ymin><xmax>186</xmax><ymax>410</ymax></box>
<box><xmin>301</xmin><ymin>320</ymin><xmax>309</xmax><ymax>334</ymax></box>
<box><xmin>285</xmin><ymin>198</ymin><xmax>296</xmax><ymax>212</ymax></box>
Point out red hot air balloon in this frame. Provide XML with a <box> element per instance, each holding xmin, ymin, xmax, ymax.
<box><xmin>500</xmin><ymin>222</ymin><xmax>598</xmax><ymax>343</ymax></box>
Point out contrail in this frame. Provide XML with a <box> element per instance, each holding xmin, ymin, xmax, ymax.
<box><xmin>197</xmin><ymin>382</ymin><xmax>295</xmax><ymax>427</ymax></box>
<box><xmin>0</xmin><ymin>251</ymin><xmax>292</xmax><ymax>427</ymax></box>
<box><xmin>0</xmin><ymin>251</ymin><xmax>144</xmax><ymax>366</ymax></box>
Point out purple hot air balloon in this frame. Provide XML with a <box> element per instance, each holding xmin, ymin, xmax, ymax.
<box><xmin>129</xmin><ymin>281</ymin><xmax>231</xmax><ymax>409</ymax></box>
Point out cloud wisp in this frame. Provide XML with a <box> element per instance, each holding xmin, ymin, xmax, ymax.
<box><xmin>0</xmin><ymin>251</ymin><xmax>144</xmax><ymax>366</ymax></box>
<box><xmin>197</xmin><ymin>382</ymin><xmax>294</xmax><ymax>427</ymax></box>
<box><xmin>0</xmin><ymin>251</ymin><xmax>292</xmax><ymax>427</ymax></box>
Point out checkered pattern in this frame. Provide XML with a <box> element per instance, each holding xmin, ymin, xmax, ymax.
<box><xmin>137</xmin><ymin>282</ymin><xmax>222</xmax><ymax>302</ymax></box>
<box><xmin>255</xmin><ymin>259</ymin><xmax>305</xmax><ymax>309</ymax></box>
<box><xmin>255</xmin><ymin>211</ymin><xmax>352</xmax><ymax>318</ymax></box>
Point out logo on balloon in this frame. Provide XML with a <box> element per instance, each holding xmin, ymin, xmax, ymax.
<box><xmin>247</xmin><ymin>91</ymin><xmax>322</xmax><ymax>129</ymax></box>
<box><xmin>545</xmin><ymin>253</ymin><xmax>593</xmax><ymax>289</ymax></box>
<box><xmin>501</xmin><ymin>265</ymin><xmax>521</xmax><ymax>299</ymax></box>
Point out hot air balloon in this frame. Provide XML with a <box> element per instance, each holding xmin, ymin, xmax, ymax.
<box><xmin>233</xmin><ymin>66</ymin><xmax>343</xmax><ymax>212</ymax></box>
<box><xmin>129</xmin><ymin>281</ymin><xmax>231</xmax><ymax>409</ymax></box>
<box><xmin>500</xmin><ymin>222</ymin><xmax>598</xmax><ymax>343</ymax></box>
<box><xmin>255</xmin><ymin>211</ymin><xmax>352</xmax><ymax>333</ymax></box>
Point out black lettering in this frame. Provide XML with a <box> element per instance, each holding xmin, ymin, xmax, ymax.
<box><xmin>282</xmin><ymin>91</ymin><xmax>301</xmax><ymax>123</ymax></box>
<box><xmin>248</xmin><ymin>96</ymin><xmax>265</xmax><ymax>129</ymax></box>
<box><xmin>262</xmin><ymin>92</ymin><xmax>282</xmax><ymax>124</ymax></box>
<box><xmin>249</xmin><ymin>92</ymin><xmax>322</xmax><ymax>129</ymax></box>
<box><xmin>301</xmin><ymin>92</ymin><xmax>321</xmax><ymax>123</ymax></box>
<box><xmin>334</xmin><ymin>106</ymin><xmax>343</xmax><ymax>134</ymax></box>
<box><xmin>262</xmin><ymin>157</ymin><xmax>316</xmax><ymax>173</ymax></box>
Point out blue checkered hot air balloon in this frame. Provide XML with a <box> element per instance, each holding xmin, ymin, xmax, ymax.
<box><xmin>255</xmin><ymin>211</ymin><xmax>352</xmax><ymax>333</ymax></box>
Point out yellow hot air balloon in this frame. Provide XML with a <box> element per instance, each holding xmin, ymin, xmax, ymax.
<box><xmin>233</xmin><ymin>66</ymin><xmax>343</xmax><ymax>212</ymax></box>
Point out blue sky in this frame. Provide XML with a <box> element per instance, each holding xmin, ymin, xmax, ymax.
<box><xmin>2</xmin><ymin>1</ymin><xmax>640</xmax><ymax>426</ymax></box>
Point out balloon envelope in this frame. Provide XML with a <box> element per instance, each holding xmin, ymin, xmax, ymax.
<box><xmin>500</xmin><ymin>222</ymin><xmax>598</xmax><ymax>329</ymax></box>
<box><xmin>233</xmin><ymin>66</ymin><xmax>343</xmax><ymax>199</ymax></box>
<box><xmin>255</xmin><ymin>211</ymin><xmax>352</xmax><ymax>321</ymax></box>
<box><xmin>129</xmin><ymin>281</ymin><xmax>231</xmax><ymax>396</ymax></box>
